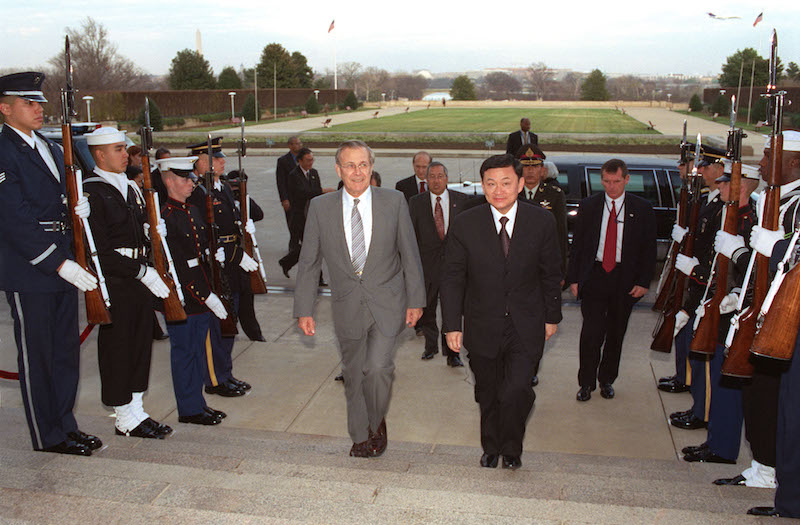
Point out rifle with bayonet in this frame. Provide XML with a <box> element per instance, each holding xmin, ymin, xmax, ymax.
<box><xmin>139</xmin><ymin>97</ymin><xmax>186</xmax><ymax>322</ymax></box>
<box><xmin>61</xmin><ymin>35</ymin><xmax>112</xmax><ymax>325</ymax></box>
<box><xmin>722</xmin><ymin>29</ymin><xmax>783</xmax><ymax>376</ymax></box>
<box><xmin>234</xmin><ymin>117</ymin><xmax>267</xmax><ymax>294</ymax></box>
<box><xmin>651</xmin><ymin>135</ymin><xmax>704</xmax><ymax>353</ymax></box>
<box><xmin>203</xmin><ymin>134</ymin><xmax>239</xmax><ymax>336</ymax></box>
<box><xmin>691</xmin><ymin>97</ymin><xmax>744</xmax><ymax>355</ymax></box>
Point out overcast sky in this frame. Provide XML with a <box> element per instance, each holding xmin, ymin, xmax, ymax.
<box><xmin>3</xmin><ymin>0</ymin><xmax>799</xmax><ymax>79</ymax></box>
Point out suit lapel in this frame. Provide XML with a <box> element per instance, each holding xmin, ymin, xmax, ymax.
<box><xmin>334</xmin><ymin>190</ymin><xmax>350</xmax><ymax>268</ymax></box>
<box><xmin>620</xmin><ymin>194</ymin><xmax>636</xmax><ymax>260</ymax></box>
<box><xmin>480</xmin><ymin>205</ymin><xmax>505</xmax><ymax>263</ymax></box>
<box><xmin>363</xmin><ymin>189</ymin><xmax>386</xmax><ymax>274</ymax></box>
<box><xmin>589</xmin><ymin>194</ymin><xmax>605</xmax><ymax>252</ymax></box>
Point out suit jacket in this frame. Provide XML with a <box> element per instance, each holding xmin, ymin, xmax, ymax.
<box><xmin>519</xmin><ymin>179</ymin><xmax>568</xmax><ymax>276</ymax></box>
<box><xmin>287</xmin><ymin>165</ymin><xmax>322</xmax><ymax>241</ymax></box>
<box><xmin>566</xmin><ymin>192</ymin><xmax>657</xmax><ymax>297</ymax></box>
<box><xmin>276</xmin><ymin>151</ymin><xmax>296</xmax><ymax>202</ymax></box>
<box><xmin>395</xmin><ymin>174</ymin><xmax>423</xmax><ymax>202</ymax></box>
<box><xmin>505</xmin><ymin>130</ymin><xmax>539</xmax><ymax>155</ymax></box>
<box><xmin>293</xmin><ymin>187</ymin><xmax>426</xmax><ymax>340</ymax></box>
<box><xmin>440</xmin><ymin>203</ymin><xmax>562</xmax><ymax>361</ymax></box>
<box><xmin>408</xmin><ymin>189</ymin><xmax>470</xmax><ymax>298</ymax></box>
<box><xmin>0</xmin><ymin>126</ymin><xmax>73</xmax><ymax>292</ymax></box>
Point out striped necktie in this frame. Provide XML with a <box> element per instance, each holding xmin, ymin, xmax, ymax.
<box><xmin>351</xmin><ymin>198</ymin><xmax>366</xmax><ymax>274</ymax></box>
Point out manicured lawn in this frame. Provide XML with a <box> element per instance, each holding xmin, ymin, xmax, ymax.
<box><xmin>312</xmin><ymin>108</ymin><xmax>659</xmax><ymax>134</ymax></box>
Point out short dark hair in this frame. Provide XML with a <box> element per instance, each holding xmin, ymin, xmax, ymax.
<box><xmin>371</xmin><ymin>171</ymin><xmax>382</xmax><ymax>187</ymax></box>
<box><xmin>125</xmin><ymin>165</ymin><xmax>142</xmax><ymax>181</ymax></box>
<box><xmin>155</xmin><ymin>147</ymin><xmax>171</xmax><ymax>160</ymax></box>
<box><xmin>296</xmin><ymin>147</ymin><xmax>312</xmax><ymax>162</ymax></box>
<box><xmin>479</xmin><ymin>154</ymin><xmax>522</xmax><ymax>180</ymax></box>
<box><xmin>426</xmin><ymin>161</ymin><xmax>448</xmax><ymax>178</ymax></box>
<box><xmin>601</xmin><ymin>158</ymin><xmax>628</xmax><ymax>177</ymax></box>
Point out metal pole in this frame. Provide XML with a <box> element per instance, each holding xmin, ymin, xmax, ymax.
<box><xmin>736</xmin><ymin>59</ymin><xmax>744</xmax><ymax>113</ymax></box>
<box><xmin>746</xmin><ymin>59</ymin><xmax>756</xmax><ymax>126</ymax></box>
<box><xmin>273</xmin><ymin>62</ymin><xmax>277</xmax><ymax>120</ymax></box>
<box><xmin>228</xmin><ymin>92</ymin><xmax>236</xmax><ymax>120</ymax></box>
<box><xmin>254</xmin><ymin>69</ymin><xmax>259</xmax><ymax>123</ymax></box>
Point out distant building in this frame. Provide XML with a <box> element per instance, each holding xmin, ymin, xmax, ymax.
<box><xmin>422</xmin><ymin>92</ymin><xmax>453</xmax><ymax>101</ymax></box>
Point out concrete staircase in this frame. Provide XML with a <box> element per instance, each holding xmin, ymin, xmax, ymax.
<box><xmin>0</xmin><ymin>408</ymin><xmax>774</xmax><ymax>524</ymax></box>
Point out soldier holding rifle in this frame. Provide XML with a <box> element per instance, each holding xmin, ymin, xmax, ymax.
<box><xmin>0</xmin><ymin>71</ymin><xmax>100</xmax><ymax>455</ymax></box>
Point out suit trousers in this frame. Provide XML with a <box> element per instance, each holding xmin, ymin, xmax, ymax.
<box><xmin>707</xmin><ymin>343</ymin><xmax>744</xmax><ymax>460</ymax></box>
<box><xmin>237</xmin><ymin>287</ymin><xmax>263</xmax><ymax>341</ymax></box>
<box><xmin>468</xmin><ymin>317</ymin><xmax>536</xmax><ymax>457</ymax></box>
<box><xmin>418</xmin><ymin>284</ymin><xmax>454</xmax><ymax>357</ymax></box>
<box><xmin>743</xmin><ymin>362</ymin><xmax>782</xmax><ymax>467</ymax></box>
<box><xmin>203</xmin><ymin>292</ymin><xmax>238</xmax><ymax>386</ymax></box>
<box><xmin>775</xmin><ymin>335</ymin><xmax>800</xmax><ymax>518</ymax></box>
<box><xmin>97</xmin><ymin>278</ymin><xmax>154</xmax><ymax>407</ymax></box>
<box><xmin>337</xmin><ymin>308</ymin><xmax>397</xmax><ymax>444</ymax></box>
<box><xmin>167</xmin><ymin>313</ymin><xmax>210</xmax><ymax>417</ymax></box>
<box><xmin>578</xmin><ymin>264</ymin><xmax>636</xmax><ymax>389</ymax></box>
<box><xmin>6</xmin><ymin>290</ymin><xmax>80</xmax><ymax>450</ymax></box>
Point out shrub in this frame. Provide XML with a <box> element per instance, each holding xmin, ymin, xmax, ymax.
<box><xmin>689</xmin><ymin>94</ymin><xmax>703</xmax><ymax>112</ymax></box>
<box><xmin>304</xmin><ymin>94</ymin><xmax>321</xmax><ymax>114</ymax></box>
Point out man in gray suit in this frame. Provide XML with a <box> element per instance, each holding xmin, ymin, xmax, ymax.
<box><xmin>294</xmin><ymin>140</ymin><xmax>425</xmax><ymax>458</ymax></box>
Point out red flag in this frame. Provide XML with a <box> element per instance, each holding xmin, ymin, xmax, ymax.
<box><xmin>328</xmin><ymin>20</ymin><xmax>335</xmax><ymax>33</ymax></box>
<box><xmin>753</xmin><ymin>12</ymin><xmax>763</xmax><ymax>27</ymax></box>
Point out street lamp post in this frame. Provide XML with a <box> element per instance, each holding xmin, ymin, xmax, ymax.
<box><xmin>666</xmin><ymin>93</ymin><xmax>672</xmax><ymax>109</ymax></box>
<box><xmin>313</xmin><ymin>89</ymin><xmax>320</xmax><ymax>101</ymax></box>
<box><xmin>381</xmin><ymin>92</ymin><xmax>386</xmax><ymax>104</ymax></box>
<box><xmin>82</xmin><ymin>95</ymin><xmax>94</xmax><ymax>122</ymax></box>
<box><xmin>228</xmin><ymin>91</ymin><xmax>236</xmax><ymax>121</ymax></box>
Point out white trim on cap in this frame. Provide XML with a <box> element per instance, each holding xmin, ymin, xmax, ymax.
<box><xmin>85</xmin><ymin>127</ymin><xmax>127</xmax><ymax>146</ymax></box>
<box><xmin>156</xmin><ymin>156</ymin><xmax>198</xmax><ymax>172</ymax></box>
<box><xmin>2</xmin><ymin>90</ymin><xmax>45</xmax><ymax>96</ymax></box>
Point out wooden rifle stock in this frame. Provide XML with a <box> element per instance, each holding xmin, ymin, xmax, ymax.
<box><xmin>653</xmin><ymin>184</ymin><xmax>689</xmax><ymax>312</ymax></box>
<box><xmin>238</xmin><ymin>176</ymin><xmax>267</xmax><ymax>294</ymax></box>
<box><xmin>751</xmin><ymin>262</ymin><xmax>800</xmax><ymax>360</ymax></box>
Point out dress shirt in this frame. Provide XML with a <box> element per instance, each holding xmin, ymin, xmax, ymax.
<box><xmin>524</xmin><ymin>184</ymin><xmax>540</xmax><ymax>201</ymax></box>
<box><xmin>596</xmin><ymin>192</ymin><xmax>625</xmax><ymax>263</ymax></box>
<box><xmin>7</xmin><ymin>124</ymin><xmax>60</xmax><ymax>181</ymax></box>
<box><xmin>343</xmin><ymin>186</ymin><xmax>373</xmax><ymax>261</ymax></box>
<box><xmin>490</xmin><ymin>200</ymin><xmax>519</xmax><ymax>238</ymax></box>
<box><xmin>520</xmin><ymin>130</ymin><xmax>531</xmax><ymax>145</ymax></box>
<box><xmin>429</xmin><ymin>189</ymin><xmax>450</xmax><ymax>233</ymax></box>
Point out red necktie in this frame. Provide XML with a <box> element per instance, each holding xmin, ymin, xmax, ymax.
<box><xmin>434</xmin><ymin>196</ymin><xmax>445</xmax><ymax>240</ymax></box>
<box><xmin>602</xmin><ymin>201</ymin><xmax>617</xmax><ymax>273</ymax></box>
<box><xmin>499</xmin><ymin>217</ymin><xmax>510</xmax><ymax>258</ymax></box>
<box><xmin>419</xmin><ymin>181</ymin><xmax>426</xmax><ymax>193</ymax></box>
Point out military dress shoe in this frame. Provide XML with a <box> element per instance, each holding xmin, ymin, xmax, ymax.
<box><xmin>658</xmin><ymin>378</ymin><xmax>690</xmax><ymax>393</ymax></box>
<box><xmin>178</xmin><ymin>412</ymin><xmax>222</xmax><ymax>425</ymax></box>
<box><xmin>576</xmin><ymin>387</ymin><xmax>592</xmax><ymax>402</ymax></box>
<box><xmin>349</xmin><ymin>440</ymin><xmax>371</xmax><ymax>458</ymax></box>
<box><xmin>683</xmin><ymin>448</ymin><xmax>735</xmax><ymax>464</ymax></box>
<box><xmin>250</xmin><ymin>335</ymin><xmax>267</xmax><ymax>342</ymax></box>
<box><xmin>658</xmin><ymin>374</ymin><xmax>677</xmax><ymax>384</ymax></box>
<box><xmin>334</xmin><ymin>372</ymin><xmax>344</xmax><ymax>382</ymax></box>
<box><xmin>447</xmin><ymin>355</ymin><xmax>464</xmax><ymax>367</ymax></box>
<box><xmin>480</xmin><ymin>453</ymin><xmax>499</xmax><ymax>468</ymax></box>
<box><xmin>204</xmin><ymin>406</ymin><xmax>227</xmax><ymax>419</ymax></box>
<box><xmin>670</xmin><ymin>414</ymin><xmax>707</xmax><ymax>430</ymax></box>
<box><xmin>502</xmin><ymin>456</ymin><xmax>522</xmax><ymax>470</ymax></box>
<box><xmin>67</xmin><ymin>430</ymin><xmax>103</xmax><ymax>450</ymax></box>
<box><xmin>421</xmin><ymin>349</ymin><xmax>438</xmax><ymax>360</ymax></box>
<box><xmin>747</xmin><ymin>506</ymin><xmax>780</xmax><ymax>517</ymax></box>
<box><xmin>681</xmin><ymin>442</ymin><xmax>708</xmax><ymax>455</ymax></box>
<box><xmin>600</xmin><ymin>384</ymin><xmax>615</xmax><ymax>399</ymax></box>
<box><xmin>713</xmin><ymin>474</ymin><xmax>746</xmax><ymax>486</ymax></box>
<box><xmin>530</xmin><ymin>375</ymin><xmax>539</xmax><ymax>387</ymax></box>
<box><xmin>143</xmin><ymin>418</ymin><xmax>173</xmax><ymax>437</ymax></box>
<box><xmin>368</xmin><ymin>419</ymin><xmax>387</xmax><ymax>457</ymax></box>
<box><xmin>205</xmin><ymin>382</ymin><xmax>245</xmax><ymax>397</ymax></box>
<box><xmin>116</xmin><ymin>419</ymin><xmax>167</xmax><ymax>439</ymax></box>
<box><xmin>669</xmin><ymin>409</ymin><xmax>693</xmax><ymax>420</ymax></box>
<box><xmin>228</xmin><ymin>377</ymin><xmax>251</xmax><ymax>391</ymax></box>
<box><xmin>42</xmin><ymin>440</ymin><xmax>91</xmax><ymax>456</ymax></box>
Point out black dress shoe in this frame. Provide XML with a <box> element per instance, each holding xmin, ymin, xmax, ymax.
<box><xmin>747</xmin><ymin>506</ymin><xmax>780</xmax><ymax>517</ymax></box>
<box><xmin>669</xmin><ymin>409</ymin><xmax>693</xmax><ymax>420</ymax></box>
<box><xmin>670</xmin><ymin>414</ymin><xmax>707</xmax><ymax>430</ymax></box>
<box><xmin>334</xmin><ymin>372</ymin><xmax>344</xmax><ymax>382</ymax></box>
<box><xmin>447</xmin><ymin>355</ymin><xmax>464</xmax><ymax>367</ymax></box>
<box><xmin>42</xmin><ymin>440</ymin><xmax>91</xmax><ymax>456</ymax></box>
<box><xmin>713</xmin><ymin>474</ymin><xmax>746</xmax><ymax>486</ymax></box>
<box><xmin>349</xmin><ymin>440</ymin><xmax>370</xmax><ymax>458</ymax></box>
<box><xmin>681</xmin><ymin>442</ymin><xmax>708</xmax><ymax>455</ymax></box>
<box><xmin>228</xmin><ymin>377</ymin><xmax>251</xmax><ymax>391</ymax></box>
<box><xmin>576</xmin><ymin>387</ymin><xmax>592</xmax><ymax>402</ymax></box>
<box><xmin>143</xmin><ymin>418</ymin><xmax>173</xmax><ymax>437</ymax></box>
<box><xmin>421</xmin><ymin>349</ymin><xmax>438</xmax><ymax>360</ymax></box>
<box><xmin>658</xmin><ymin>374</ymin><xmax>677</xmax><ymax>384</ymax></box>
<box><xmin>480</xmin><ymin>453</ymin><xmax>499</xmax><ymax>468</ymax></box>
<box><xmin>154</xmin><ymin>333</ymin><xmax>170</xmax><ymax>341</ymax></box>
<box><xmin>279</xmin><ymin>262</ymin><xmax>290</xmax><ymax>279</ymax></box>
<box><xmin>178</xmin><ymin>412</ymin><xmax>222</xmax><ymax>425</ymax></box>
<box><xmin>205</xmin><ymin>382</ymin><xmax>246</xmax><ymax>397</ymax></box>
<box><xmin>116</xmin><ymin>419</ymin><xmax>167</xmax><ymax>439</ymax></box>
<box><xmin>658</xmin><ymin>378</ymin><xmax>690</xmax><ymax>393</ymax></box>
<box><xmin>204</xmin><ymin>406</ymin><xmax>227</xmax><ymax>419</ymax></box>
<box><xmin>67</xmin><ymin>430</ymin><xmax>103</xmax><ymax>450</ymax></box>
<box><xmin>502</xmin><ymin>456</ymin><xmax>522</xmax><ymax>470</ymax></box>
<box><xmin>250</xmin><ymin>335</ymin><xmax>267</xmax><ymax>342</ymax></box>
<box><xmin>683</xmin><ymin>448</ymin><xmax>735</xmax><ymax>464</ymax></box>
<box><xmin>600</xmin><ymin>384</ymin><xmax>615</xmax><ymax>399</ymax></box>
<box><xmin>368</xmin><ymin>419</ymin><xmax>387</xmax><ymax>457</ymax></box>
<box><xmin>530</xmin><ymin>375</ymin><xmax>539</xmax><ymax>387</ymax></box>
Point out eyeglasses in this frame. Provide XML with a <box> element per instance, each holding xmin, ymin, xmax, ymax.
<box><xmin>339</xmin><ymin>162</ymin><xmax>371</xmax><ymax>172</ymax></box>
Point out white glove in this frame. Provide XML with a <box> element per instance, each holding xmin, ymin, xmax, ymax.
<box><xmin>215</xmin><ymin>247</ymin><xmax>225</xmax><ymax>265</ymax></box>
<box><xmin>671</xmin><ymin>224</ymin><xmax>687</xmax><ymax>244</ymax></box>
<box><xmin>239</xmin><ymin>252</ymin><xmax>258</xmax><ymax>272</ymax></box>
<box><xmin>674</xmin><ymin>310</ymin><xmax>690</xmax><ymax>337</ymax></box>
<box><xmin>720</xmin><ymin>292</ymin><xmax>739</xmax><ymax>314</ymax></box>
<box><xmin>675</xmin><ymin>254</ymin><xmax>699</xmax><ymax>276</ymax></box>
<box><xmin>57</xmin><ymin>259</ymin><xmax>98</xmax><ymax>292</ymax></box>
<box><xmin>205</xmin><ymin>292</ymin><xmax>228</xmax><ymax>319</ymax></box>
<box><xmin>138</xmin><ymin>266</ymin><xmax>170</xmax><ymax>298</ymax></box>
<box><xmin>142</xmin><ymin>219</ymin><xmax>167</xmax><ymax>240</ymax></box>
<box><xmin>715</xmin><ymin>231</ymin><xmax>745</xmax><ymax>258</ymax></box>
<box><xmin>244</xmin><ymin>219</ymin><xmax>256</xmax><ymax>235</ymax></box>
<box><xmin>74</xmin><ymin>196</ymin><xmax>90</xmax><ymax>219</ymax></box>
<box><xmin>750</xmin><ymin>225</ymin><xmax>785</xmax><ymax>258</ymax></box>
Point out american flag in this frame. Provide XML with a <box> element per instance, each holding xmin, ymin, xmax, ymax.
<box><xmin>753</xmin><ymin>12</ymin><xmax>763</xmax><ymax>27</ymax></box>
<box><xmin>328</xmin><ymin>20</ymin><xmax>335</xmax><ymax>33</ymax></box>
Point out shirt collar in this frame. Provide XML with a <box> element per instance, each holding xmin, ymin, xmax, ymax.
<box><xmin>93</xmin><ymin>166</ymin><xmax>130</xmax><ymax>197</ymax></box>
<box><xmin>343</xmin><ymin>185</ymin><xmax>372</xmax><ymax>208</ymax></box>
<box><xmin>490</xmin><ymin>200</ymin><xmax>518</xmax><ymax>224</ymax></box>
<box><xmin>6</xmin><ymin>123</ymin><xmax>36</xmax><ymax>148</ymax></box>
<box><xmin>781</xmin><ymin>178</ymin><xmax>800</xmax><ymax>194</ymax></box>
<box><xmin>605</xmin><ymin>192</ymin><xmax>625</xmax><ymax>209</ymax></box>
<box><xmin>707</xmin><ymin>188</ymin><xmax>720</xmax><ymax>202</ymax></box>
<box><xmin>430</xmin><ymin>189</ymin><xmax>448</xmax><ymax>205</ymax></box>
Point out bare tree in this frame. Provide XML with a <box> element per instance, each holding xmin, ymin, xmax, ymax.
<box><xmin>359</xmin><ymin>67</ymin><xmax>390</xmax><ymax>101</ymax></box>
<box><xmin>526</xmin><ymin>62</ymin><xmax>552</xmax><ymax>100</ymax></box>
<box><xmin>338</xmin><ymin>61</ymin><xmax>363</xmax><ymax>96</ymax></box>
<box><xmin>560</xmin><ymin>72</ymin><xmax>585</xmax><ymax>100</ymax></box>
<box><xmin>483</xmin><ymin>72</ymin><xmax>521</xmax><ymax>99</ymax></box>
<box><xmin>608</xmin><ymin>75</ymin><xmax>646</xmax><ymax>100</ymax></box>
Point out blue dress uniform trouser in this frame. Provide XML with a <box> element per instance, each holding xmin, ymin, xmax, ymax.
<box><xmin>775</xmin><ymin>335</ymin><xmax>800</xmax><ymax>518</ymax></box>
<box><xmin>675</xmin><ymin>317</ymin><xmax>709</xmax><ymax>421</ymax></box>
<box><xmin>706</xmin><ymin>343</ymin><xmax>743</xmax><ymax>461</ymax></box>
<box><xmin>6</xmin><ymin>290</ymin><xmax>80</xmax><ymax>449</ymax></box>
<box><xmin>167</xmin><ymin>312</ymin><xmax>211</xmax><ymax>417</ymax></box>
<box><xmin>673</xmin><ymin>322</ymin><xmax>692</xmax><ymax>385</ymax></box>
<box><xmin>203</xmin><ymin>292</ymin><xmax>238</xmax><ymax>387</ymax></box>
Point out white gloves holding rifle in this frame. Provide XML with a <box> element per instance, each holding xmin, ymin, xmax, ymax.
<box><xmin>715</xmin><ymin>231</ymin><xmax>745</xmax><ymax>259</ymax></box>
<box><xmin>58</xmin><ymin>260</ymin><xmax>97</xmax><ymax>292</ymax></box>
<box><xmin>143</xmin><ymin>218</ymin><xmax>167</xmax><ymax>240</ymax></box>
<box><xmin>138</xmin><ymin>267</ymin><xmax>170</xmax><ymax>298</ymax></box>
<box><xmin>74</xmin><ymin>196</ymin><xmax>90</xmax><ymax>219</ymax></box>
<box><xmin>205</xmin><ymin>292</ymin><xmax>228</xmax><ymax>319</ymax></box>
<box><xmin>720</xmin><ymin>293</ymin><xmax>739</xmax><ymax>314</ymax></box>
<box><xmin>675</xmin><ymin>254</ymin><xmax>699</xmax><ymax>276</ymax></box>
<box><xmin>671</xmin><ymin>224</ymin><xmax>687</xmax><ymax>244</ymax></box>
<box><xmin>750</xmin><ymin>226</ymin><xmax>785</xmax><ymax>258</ymax></box>
<box><xmin>239</xmin><ymin>252</ymin><xmax>258</xmax><ymax>272</ymax></box>
<box><xmin>215</xmin><ymin>247</ymin><xmax>225</xmax><ymax>266</ymax></box>
<box><xmin>244</xmin><ymin>219</ymin><xmax>256</xmax><ymax>235</ymax></box>
<box><xmin>674</xmin><ymin>310</ymin><xmax>690</xmax><ymax>337</ymax></box>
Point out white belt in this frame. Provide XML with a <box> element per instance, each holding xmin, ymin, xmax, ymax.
<box><xmin>187</xmin><ymin>258</ymin><xmax>199</xmax><ymax>268</ymax></box>
<box><xmin>115</xmin><ymin>247</ymin><xmax>143</xmax><ymax>259</ymax></box>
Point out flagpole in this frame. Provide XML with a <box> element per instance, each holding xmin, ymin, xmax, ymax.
<box><xmin>334</xmin><ymin>30</ymin><xmax>338</xmax><ymax>90</ymax></box>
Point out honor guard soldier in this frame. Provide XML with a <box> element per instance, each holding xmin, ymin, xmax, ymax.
<box><xmin>83</xmin><ymin>127</ymin><xmax>173</xmax><ymax>439</ymax></box>
<box><xmin>0</xmin><ymin>71</ymin><xmax>101</xmax><ymax>455</ymax></box>
<box><xmin>159</xmin><ymin>156</ymin><xmax>227</xmax><ymax>425</ymax></box>
<box><xmin>187</xmin><ymin>137</ymin><xmax>256</xmax><ymax>397</ymax></box>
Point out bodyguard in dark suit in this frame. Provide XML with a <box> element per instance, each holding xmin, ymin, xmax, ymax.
<box><xmin>0</xmin><ymin>72</ymin><xmax>101</xmax><ymax>455</ymax></box>
<box><xmin>395</xmin><ymin>151</ymin><xmax>432</xmax><ymax>202</ymax></box>
<box><xmin>567</xmin><ymin>159</ymin><xmax>656</xmax><ymax>401</ymax></box>
<box><xmin>408</xmin><ymin>162</ymin><xmax>469</xmax><ymax>366</ymax></box>
<box><xmin>505</xmin><ymin>118</ymin><xmax>538</xmax><ymax>155</ymax></box>
<box><xmin>441</xmin><ymin>154</ymin><xmax>562</xmax><ymax>470</ymax></box>
<box><xmin>276</xmin><ymin>136</ymin><xmax>303</xmax><ymax>248</ymax></box>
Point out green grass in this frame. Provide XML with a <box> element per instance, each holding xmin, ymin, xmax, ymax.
<box><xmin>310</xmin><ymin>108</ymin><xmax>659</xmax><ymax>134</ymax></box>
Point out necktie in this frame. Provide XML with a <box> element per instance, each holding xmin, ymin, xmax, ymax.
<box><xmin>499</xmin><ymin>216</ymin><xmax>510</xmax><ymax>258</ymax></box>
<box><xmin>351</xmin><ymin>198</ymin><xmax>366</xmax><ymax>274</ymax></box>
<box><xmin>602</xmin><ymin>201</ymin><xmax>617</xmax><ymax>273</ymax></box>
<box><xmin>522</xmin><ymin>132</ymin><xmax>528</xmax><ymax>145</ymax></box>
<box><xmin>434</xmin><ymin>196</ymin><xmax>445</xmax><ymax>240</ymax></box>
<box><xmin>419</xmin><ymin>181</ymin><xmax>426</xmax><ymax>193</ymax></box>
<box><xmin>528</xmin><ymin>189</ymin><xmax>534</xmax><ymax>200</ymax></box>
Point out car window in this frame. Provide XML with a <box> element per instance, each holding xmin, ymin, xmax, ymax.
<box><xmin>556</xmin><ymin>170</ymin><xmax>570</xmax><ymax>196</ymax></box>
<box><xmin>587</xmin><ymin>168</ymin><xmax>660</xmax><ymax>207</ymax></box>
<box><xmin>74</xmin><ymin>139</ymin><xmax>96</xmax><ymax>172</ymax></box>
<box><xmin>668</xmin><ymin>170</ymin><xmax>682</xmax><ymax>204</ymax></box>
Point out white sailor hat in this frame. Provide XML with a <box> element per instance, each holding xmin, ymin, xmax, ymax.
<box><xmin>156</xmin><ymin>156</ymin><xmax>199</xmax><ymax>179</ymax></box>
<box><xmin>85</xmin><ymin>127</ymin><xmax>127</xmax><ymax>146</ymax></box>
<box><xmin>718</xmin><ymin>161</ymin><xmax>760</xmax><ymax>182</ymax></box>
<box><xmin>0</xmin><ymin>71</ymin><xmax>47</xmax><ymax>103</ymax></box>
<box><xmin>764</xmin><ymin>130</ymin><xmax>800</xmax><ymax>152</ymax></box>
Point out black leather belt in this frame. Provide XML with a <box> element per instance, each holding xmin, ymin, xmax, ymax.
<box><xmin>39</xmin><ymin>220</ymin><xmax>71</xmax><ymax>233</ymax></box>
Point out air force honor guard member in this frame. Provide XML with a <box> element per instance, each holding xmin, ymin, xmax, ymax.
<box><xmin>0</xmin><ymin>72</ymin><xmax>101</xmax><ymax>455</ymax></box>
<box><xmin>83</xmin><ymin>127</ymin><xmax>173</xmax><ymax>439</ymax></box>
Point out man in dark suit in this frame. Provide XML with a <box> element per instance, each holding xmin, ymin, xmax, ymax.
<box><xmin>567</xmin><ymin>159</ymin><xmax>656</xmax><ymax>402</ymax></box>
<box><xmin>441</xmin><ymin>154</ymin><xmax>562</xmax><ymax>470</ymax></box>
<box><xmin>409</xmin><ymin>161</ymin><xmax>469</xmax><ymax>366</ymax></box>
<box><xmin>395</xmin><ymin>151</ymin><xmax>431</xmax><ymax>202</ymax></box>
<box><xmin>505</xmin><ymin>118</ymin><xmax>538</xmax><ymax>155</ymax></box>
<box><xmin>276</xmin><ymin>136</ymin><xmax>303</xmax><ymax>248</ymax></box>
